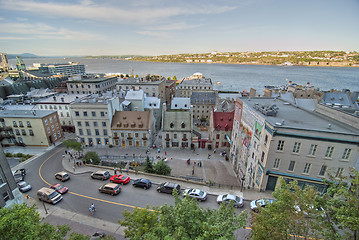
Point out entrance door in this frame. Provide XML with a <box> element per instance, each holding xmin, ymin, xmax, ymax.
<box><xmin>266</xmin><ymin>176</ymin><xmax>278</xmax><ymax>191</ymax></box>
<box><xmin>201</xmin><ymin>141</ymin><xmax>205</xmax><ymax>148</ymax></box>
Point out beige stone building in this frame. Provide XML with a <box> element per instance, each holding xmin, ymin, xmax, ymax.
<box><xmin>111</xmin><ymin>111</ymin><xmax>154</xmax><ymax>148</ymax></box>
<box><xmin>67</xmin><ymin>75</ymin><xmax>117</xmax><ymax>94</ymax></box>
<box><xmin>0</xmin><ymin>110</ymin><xmax>63</xmax><ymax>147</ymax></box>
<box><xmin>176</xmin><ymin>73</ymin><xmax>213</xmax><ymax>98</ymax></box>
<box><xmin>230</xmin><ymin>98</ymin><xmax>359</xmax><ymax>193</ymax></box>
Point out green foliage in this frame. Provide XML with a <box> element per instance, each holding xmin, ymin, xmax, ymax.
<box><xmin>64</xmin><ymin>140</ymin><xmax>83</xmax><ymax>152</ymax></box>
<box><xmin>5</xmin><ymin>152</ymin><xmax>33</xmax><ymax>161</ymax></box>
<box><xmin>251</xmin><ymin>180</ymin><xmax>326</xmax><ymax>240</ymax></box>
<box><xmin>152</xmin><ymin>160</ymin><xmax>171</xmax><ymax>176</ymax></box>
<box><xmin>120</xmin><ymin>74</ymin><xmax>124</xmax><ymax>78</ymax></box>
<box><xmin>119</xmin><ymin>191</ymin><xmax>246</xmax><ymax>240</ymax></box>
<box><xmin>0</xmin><ymin>203</ymin><xmax>70</xmax><ymax>240</ymax></box>
<box><xmin>172</xmin><ymin>75</ymin><xmax>177</xmax><ymax>80</ymax></box>
<box><xmin>144</xmin><ymin>156</ymin><xmax>154</xmax><ymax>173</ymax></box>
<box><xmin>83</xmin><ymin>151</ymin><xmax>101</xmax><ymax>165</ymax></box>
<box><xmin>321</xmin><ymin>168</ymin><xmax>359</xmax><ymax>240</ymax></box>
<box><xmin>5</xmin><ymin>152</ymin><xmax>12</xmax><ymax>157</ymax></box>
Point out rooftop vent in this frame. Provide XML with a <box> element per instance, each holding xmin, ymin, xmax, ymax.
<box><xmin>327</xmin><ymin>124</ymin><xmax>332</xmax><ymax>129</ymax></box>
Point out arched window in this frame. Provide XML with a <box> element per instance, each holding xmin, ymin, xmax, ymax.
<box><xmin>181</xmin><ymin>122</ymin><xmax>185</xmax><ymax>128</ymax></box>
<box><xmin>170</xmin><ymin>122</ymin><xmax>174</xmax><ymax>128</ymax></box>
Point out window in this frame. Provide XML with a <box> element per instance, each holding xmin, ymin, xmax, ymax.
<box><xmin>21</xmin><ymin>129</ymin><xmax>26</xmax><ymax>135</ymax></box>
<box><xmin>29</xmin><ymin>130</ymin><xmax>34</xmax><ymax>136</ymax></box>
<box><xmin>325</xmin><ymin>146</ymin><xmax>334</xmax><ymax>158</ymax></box>
<box><xmin>13</xmin><ymin>121</ymin><xmax>18</xmax><ymax>127</ymax></box>
<box><xmin>308</xmin><ymin>144</ymin><xmax>318</xmax><ymax>156</ymax></box>
<box><xmin>103</xmin><ymin>129</ymin><xmax>108</xmax><ymax>136</ymax></box>
<box><xmin>83</xmin><ymin>111</ymin><xmax>88</xmax><ymax>117</ymax></box>
<box><xmin>170</xmin><ymin>122</ymin><xmax>174</xmax><ymax>128</ymax></box>
<box><xmin>77</xmin><ymin>122</ymin><xmax>82</xmax><ymax>127</ymax></box>
<box><xmin>15</xmin><ymin>129</ymin><xmax>20</xmax><ymax>135</ymax></box>
<box><xmin>319</xmin><ymin>165</ymin><xmax>327</xmax><ymax>176</ymax></box>
<box><xmin>95</xmin><ymin>129</ymin><xmax>99</xmax><ymax>136</ymax></box>
<box><xmin>61</xmin><ymin>112</ymin><xmax>64</xmax><ymax>117</ymax></box>
<box><xmin>86</xmin><ymin>129</ymin><xmax>91</xmax><ymax>135</ymax></box>
<box><xmin>174</xmin><ymin>134</ymin><xmax>177</xmax><ymax>139</ymax></box>
<box><xmin>335</xmin><ymin>168</ymin><xmax>344</xmax><ymax>178</ymax></box>
<box><xmin>79</xmin><ymin>129</ymin><xmax>83</xmax><ymax>135</ymax></box>
<box><xmin>100</xmin><ymin>112</ymin><xmax>105</xmax><ymax>117</ymax></box>
<box><xmin>288</xmin><ymin>161</ymin><xmax>295</xmax><ymax>171</ymax></box>
<box><xmin>303</xmin><ymin>163</ymin><xmax>311</xmax><ymax>174</ymax></box>
<box><xmin>181</xmin><ymin>122</ymin><xmax>185</xmax><ymax>128</ymax></box>
<box><xmin>3</xmin><ymin>192</ymin><xmax>10</xmax><ymax>202</ymax></box>
<box><xmin>277</xmin><ymin>140</ymin><xmax>284</xmax><ymax>151</ymax></box>
<box><xmin>273</xmin><ymin>158</ymin><xmax>280</xmax><ymax>168</ymax></box>
<box><xmin>93</xmin><ymin>122</ymin><xmax>98</xmax><ymax>127</ymax></box>
<box><xmin>216</xmin><ymin>134</ymin><xmax>220</xmax><ymax>139</ymax></box>
<box><xmin>121</xmin><ymin>133</ymin><xmax>124</xmax><ymax>138</ymax></box>
<box><xmin>260</xmin><ymin>151</ymin><xmax>265</xmax><ymax>162</ymax></box>
<box><xmin>102</xmin><ymin>122</ymin><xmax>106</xmax><ymax>127</ymax></box>
<box><xmin>96</xmin><ymin>138</ymin><xmax>101</xmax><ymax>145</ymax></box>
<box><xmin>49</xmin><ymin>117</ymin><xmax>53</xmax><ymax>123</ymax></box>
<box><xmin>342</xmin><ymin>148</ymin><xmax>351</xmax><ymax>160</ymax></box>
<box><xmin>292</xmin><ymin>142</ymin><xmax>301</xmax><ymax>153</ymax></box>
<box><xmin>135</xmin><ymin>133</ymin><xmax>139</xmax><ymax>138</ymax></box>
<box><xmin>264</xmin><ymin>135</ymin><xmax>268</xmax><ymax>145</ymax></box>
<box><xmin>85</xmin><ymin>122</ymin><xmax>89</xmax><ymax>127</ymax></box>
<box><xmin>75</xmin><ymin>111</ymin><xmax>79</xmax><ymax>117</ymax></box>
<box><xmin>92</xmin><ymin>111</ymin><xmax>96</xmax><ymax>117</ymax></box>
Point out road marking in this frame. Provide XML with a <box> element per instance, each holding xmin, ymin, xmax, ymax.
<box><xmin>38</xmin><ymin>147</ymin><xmax>156</xmax><ymax>211</ymax></box>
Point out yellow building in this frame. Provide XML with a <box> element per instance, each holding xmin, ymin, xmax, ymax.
<box><xmin>0</xmin><ymin>110</ymin><xmax>63</xmax><ymax>147</ymax></box>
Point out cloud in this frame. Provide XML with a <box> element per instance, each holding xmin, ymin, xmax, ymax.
<box><xmin>0</xmin><ymin>0</ymin><xmax>237</xmax><ymax>25</ymax></box>
<box><xmin>136</xmin><ymin>31</ymin><xmax>170</xmax><ymax>39</ymax></box>
<box><xmin>146</xmin><ymin>22</ymin><xmax>203</xmax><ymax>31</ymax></box>
<box><xmin>0</xmin><ymin>22</ymin><xmax>103</xmax><ymax>40</ymax></box>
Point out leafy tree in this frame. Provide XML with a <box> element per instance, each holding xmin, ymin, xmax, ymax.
<box><xmin>64</xmin><ymin>140</ymin><xmax>83</xmax><ymax>153</ymax></box>
<box><xmin>152</xmin><ymin>160</ymin><xmax>171</xmax><ymax>176</ymax></box>
<box><xmin>0</xmin><ymin>203</ymin><xmax>70</xmax><ymax>240</ymax></box>
<box><xmin>172</xmin><ymin>75</ymin><xmax>177</xmax><ymax>80</ymax></box>
<box><xmin>251</xmin><ymin>180</ymin><xmax>325</xmax><ymax>240</ymax></box>
<box><xmin>144</xmin><ymin>156</ymin><xmax>154</xmax><ymax>173</ymax></box>
<box><xmin>83</xmin><ymin>151</ymin><xmax>101</xmax><ymax>165</ymax></box>
<box><xmin>120</xmin><ymin>74</ymin><xmax>124</xmax><ymax>78</ymax></box>
<box><xmin>125</xmin><ymin>74</ymin><xmax>129</xmax><ymax>77</ymax></box>
<box><xmin>321</xmin><ymin>168</ymin><xmax>359</xmax><ymax>240</ymax></box>
<box><xmin>119</xmin><ymin>191</ymin><xmax>247</xmax><ymax>240</ymax></box>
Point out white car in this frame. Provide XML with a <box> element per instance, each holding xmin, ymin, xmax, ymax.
<box><xmin>183</xmin><ymin>188</ymin><xmax>207</xmax><ymax>201</ymax></box>
<box><xmin>217</xmin><ymin>194</ymin><xmax>244</xmax><ymax>208</ymax></box>
<box><xmin>250</xmin><ymin>198</ymin><xmax>275</xmax><ymax>212</ymax></box>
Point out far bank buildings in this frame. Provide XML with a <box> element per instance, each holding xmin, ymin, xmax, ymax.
<box><xmin>230</xmin><ymin>97</ymin><xmax>359</xmax><ymax>193</ymax></box>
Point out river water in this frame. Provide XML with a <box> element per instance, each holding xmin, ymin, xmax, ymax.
<box><xmin>9</xmin><ymin>57</ymin><xmax>359</xmax><ymax>93</ymax></box>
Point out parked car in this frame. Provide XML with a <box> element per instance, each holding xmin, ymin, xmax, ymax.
<box><xmin>157</xmin><ymin>182</ymin><xmax>181</xmax><ymax>194</ymax></box>
<box><xmin>250</xmin><ymin>198</ymin><xmax>275</xmax><ymax>212</ymax></box>
<box><xmin>132</xmin><ymin>178</ymin><xmax>152</xmax><ymax>190</ymax></box>
<box><xmin>217</xmin><ymin>194</ymin><xmax>244</xmax><ymax>208</ymax></box>
<box><xmin>183</xmin><ymin>188</ymin><xmax>207</xmax><ymax>201</ymax></box>
<box><xmin>37</xmin><ymin>187</ymin><xmax>63</xmax><ymax>204</ymax></box>
<box><xmin>110</xmin><ymin>174</ymin><xmax>130</xmax><ymax>185</ymax></box>
<box><xmin>55</xmin><ymin>171</ymin><xmax>70</xmax><ymax>182</ymax></box>
<box><xmin>17</xmin><ymin>181</ymin><xmax>32</xmax><ymax>193</ymax></box>
<box><xmin>90</xmin><ymin>232</ymin><xmax>106</xmax><ymax>239</ymax></box>
<box><xmin>91</xmin><ymin>170</ymin><xmax>110</xmax><ymax>180</ymax></box>
<box><xmin>50</xmin><ymin>183</ymin><xmax>68</xmax><ymax>194</ymax></box>
<box><xmin>98</xmin><ymin>183</ymin><xmax>121</xmax><ymax>195</ymax></box>
<box><xmin>13</xmin><ymin>169</ymin><xmax>26</xmax><ymax>183</ymax></box>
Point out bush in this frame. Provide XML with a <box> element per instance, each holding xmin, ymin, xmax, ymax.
<box><xmin>144</xmin><ymin>156</ymin><xmax>154</xmax><ymax>173</ymax></box>
<box><xmin>16</xmin><ymin>153</ymin><xmax>24</xmax><ymax>157</ymax></box>
<box><xmin>5</xmin><ymin>153</ymin><xmax>12</xmax><ymax>157</ymax></box>
<box><xmin>153</xmin><ymin>160</ymin><xmax>171</xmax><ymax>176</ymax></box>
<box><xmin>83</xmin><ymin>151</ymin><xmax>101</xmax><ymax>165</ymax></box>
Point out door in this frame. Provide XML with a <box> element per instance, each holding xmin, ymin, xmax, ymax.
<box><xmin>266</xmin><ymin>176</ymin><xmax>278</xmax><ymax>191</ymax></box>
<box><xmin>201</xmin><ymin>141</ymin><xmax>205</xmax><ymax>148</ymax></box>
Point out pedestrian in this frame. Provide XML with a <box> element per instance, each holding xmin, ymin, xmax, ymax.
<box><xmin>165</xmin><ymin>151</ymin><xmax>167</xmax><ymax>156</ymax></box>
<box><xmin>126</xmin><ymin>168</ymin><xmax>129</xmax><ymax>174</ymax></box>
<box><xmin>194</xmin><ymin>161</ymin><xmax>196</xmax><ymax>165</ymax></box>
<box><xmin>119</xmin><ymin>166</ymin><xmax>122</xmax><ymax>173</ymax></box>
<box><xmin>208</xmin><ymin>154</ymin><xmax>211</xmax><ymax>159</ymax></box>
<box><xmin>214</xmin><ymin>148</ymin><xmax>217</xmax><ymax>154</ymax></box>
<box><xmin>171</xmin><ymin>157</ymin><xmax>173</xmax><ymax>161</ymax></box>
<box><xmin>73</xmin><ymin>165</ymin><xmax>76</xmax><ymax>172</ymax></box>
<box><xmin>199</xmin><ymin>161</ymin><xmax>202</xmax><ymax>167</ymax></box>
<box><xmin>62</xmin><ymin>154</ymin><xmax>65</xmax><ymax>159</ymax></box>
<box><xmin>158</xmin><ymin>148</ymin><xmax>160</xmax><ymax>153</ymax></box>
<box><xmin>192</xmin><ymin>166</ymin><xmax>195</xmax><ymax>175</ymax></box>
<box><xmin>135</xmin><ymin>168</ymin><xmax>138</xmax><ymax>175</ymax></box>
<box><xmin>114</xmin><ymin>167</ymin><xmax>117</xmax><ymax>175</ymax></box>
<box><xmin>79</xmin><ymin>161</ymin><xmax>82</xmax><ymax>166</ymax></box>
<box><xmin>65</xmin><ymin>150</ymin><xmax>67</xmax><ymax>154</ymax></box>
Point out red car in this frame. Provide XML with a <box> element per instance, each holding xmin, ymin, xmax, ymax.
<box><xmin>110</xmin><ymin>175</ymin><xmax>130</xmax><ymax>185</ymax></box>
<box><xmin>50</xmin><ymin>183</ymin><xmax>68</xmax><ymax>194</ymax></box>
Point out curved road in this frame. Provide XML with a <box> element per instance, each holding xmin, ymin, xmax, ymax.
<box><xmin>24</xmin><ymin>144</ymin><xmax>247</xmax><ymax>223</ymax></box>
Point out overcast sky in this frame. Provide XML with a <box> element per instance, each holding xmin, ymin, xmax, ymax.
<box><xmin>1</xmin><ymin>0</ymin><xmax>358</xmax><ymax>56</ymax></box>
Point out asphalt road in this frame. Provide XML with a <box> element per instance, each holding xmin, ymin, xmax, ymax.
<box><xmin>23</xmin><ymin>144</ymin><xmax>251</xmax><ymax>224</ymax></box>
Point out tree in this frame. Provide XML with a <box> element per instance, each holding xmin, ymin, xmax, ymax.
<box><xmin>321</xmin><ymin>168</ymin><xmax>359</xmax><ymax>240</ymax></box>
<box><xmin>83</xmin><ymin>151</ymin><xmax>101</xmax><ymax>165</ymax></box>
<box><xmin>152</xmin><ymin>160</ymin><xmax>171</xmax><ymax>176</ymax></box>
<box><xmin>119</xmin><ymin>191</ymin><xmax>247</xmax><ymax>240</ymax></box>
<box><xmin>64</xmin><ymin>140</ymin><xmax>83</xmax><ymax>153</ymax></box>
<box><xmin>250</xmin><ymin>180</ymin><xmax>325</xmax><ymax>240</ymax></box>
<box><xmin>144</xmin><ymin>156</ymin><xmax>154</xmax><ymax>173</ymax></box>
<box><xmin>172</xmin><ymin>75</ymin><xmax>177</xmax><ymax>80</ymax></box>
<box><xmin>0</xmin><ymin>203</ymin><xmax>70</xmax><ymax>240</ymax></box>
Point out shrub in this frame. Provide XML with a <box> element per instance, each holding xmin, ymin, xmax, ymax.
<box><xmin>5</xmin><ymin>153</ymin><xmax>12</xmax><ymax>157</ymax></box>
<box><xmin>153</xmin><ymin>160</ymin><xmax>171</xmax><ymax>176</ymax></box>
<box><xmin>83</xmin><ymin>151</ymin><xmax>101</xmax><ymax>165</ymax></box>
<box><xmin>144</xmin><ymin>156</ymin><xmax>154</xmax><ymax>173</ymax></box>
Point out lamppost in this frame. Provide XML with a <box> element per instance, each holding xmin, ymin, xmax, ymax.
<box><xmin>241</xmin><ymin>176</ymin><xmax>245</xmax><ymax>192</ymax></box>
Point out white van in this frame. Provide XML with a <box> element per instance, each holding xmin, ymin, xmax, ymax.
<box><xmin>37</xmin><ymin>187</ymin><xmax>63</xmax><ymax>204</ymax></box>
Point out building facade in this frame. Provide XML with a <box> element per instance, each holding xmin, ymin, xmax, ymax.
<box><xmin>111</xmin><ymin>111</ymin><xmax>154</xmax><ymax>148</ymax></box>
<box><xmin>190</xmin><ymin>91</ymin><xmax>217</xmax><ymax>121</ymax></box>
<box><xmin>0</xmin><ymin>110</ymin><xmax>63</xmax><ymax>147</ymax></box>
<box><xmin>209</xmin><ymin>110</ymin><xmax>234</xmax><ymax>150</ymax></box>
<box><xmin>48</xmin><ymin>62</ymin><xmax>85</xmax><ymax>76</ymax></box>
<box><xmin>230</xmin><ymin>98</ymin><xmax>359</xmax><ymax>193</ymax></box>
<box><xmin>67</xmin><ymin>75</ymin><xmax>117</xmax><ymax>94</ymax></box>
<box><xmin>70</xmin><ymin>94</ymin><xmax>121</xmax><ymax>146</ymax></box>
<box><xmin>116</xmin><ymin>77</ymin><xmax>166</xmax><ymax>100</ymax></box>
<box><xmin>176</xmin><ymin>73</ymin><xmax>213</xmax><ymax>98</ymax></box>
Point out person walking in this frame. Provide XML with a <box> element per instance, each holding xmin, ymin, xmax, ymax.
<box><xmin>208</xmin><ymin>154</ymin><xmax>211</xmax><ymax>159</ymax></box>
<box><xmin>192</xmin><ymin>166</ymin><xmax>195</xmax><ymax>175</ymax></box>
<box><xmin>114</xmin><ymin>167</ymin><xmax>117</xmax><ymax>175</ymax></box>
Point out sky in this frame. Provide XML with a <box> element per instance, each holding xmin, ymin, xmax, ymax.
<box><xmin>0</xmin><ymin>0</ymin><xmax>358</xmax><ymax>56</ymax></box>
